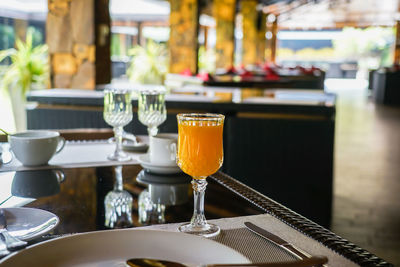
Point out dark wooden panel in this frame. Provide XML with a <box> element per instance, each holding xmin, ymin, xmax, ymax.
<box><xmin>224</xmin><ymin>116</ymin><xmax>334</xmax><ymax>227</ymax></box>
<box><xmin>372</xmin><ymin>71</ymin><xmax>400</xmax><ymax>106</ymax></box>
<box><xmin>27</xmin><ymin>108</ymin><xmax>179</xmax><ymax>136</ymax></box>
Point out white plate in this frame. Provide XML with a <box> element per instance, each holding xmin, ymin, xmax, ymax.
<box><xmin>138</xmin><ymin>154</ymin><xmax>182</xmax><ymax>175</ymax></box>
<box><xmin>3</xmin><ymin>208</ymin><xmax>59</xmax><ymax>241</ymax></box>
<box><xmin>0</xmin><ymin>229</ymin><xmax>250</xmax><ymax>267</ymax></box>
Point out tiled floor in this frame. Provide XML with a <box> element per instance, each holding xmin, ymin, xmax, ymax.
<box><xmin>329</xmin><ymin>86</ymin><xmax>400</xmax><ymax>265</ymax></box>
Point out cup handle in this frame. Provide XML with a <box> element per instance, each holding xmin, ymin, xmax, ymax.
<box><xmin>56</xmin><ymin>136</ymin><xmax>66</xmax><ymax>154</ymax></box>
<box><xmin>0</xmin><ymin>144</ymin><xmax>13</xmax><ymax>165</ymax></box>
<box><xmin>54</xmin><ymin>169</ymin><xmax>65</xmax><ymax>183</ymax></box>
<box><xmin>170</xmin><ymin>143</ymin><xmax>177</xmax><ymax>161</ymax></box>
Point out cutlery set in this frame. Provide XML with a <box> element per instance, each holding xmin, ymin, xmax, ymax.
<box><xmin>243</xmin><ymin>222</ymin><xmax>327</xmax><ymax>266</ymax></box>
<box><xmin>244</xmin><ymin>222</ymin><xmax>311</xmax><ymax>260</ymax></box>
<box><xmin>0</xmin><ymin>209</ymin><xmax>27</xmax><ymax>256</ymax></box>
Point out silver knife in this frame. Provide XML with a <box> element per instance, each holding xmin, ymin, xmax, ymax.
<box><xmin>244</xmin><ymin>221</ymin><xmax>312</xmax><ymax>260</ymax></box>
<box><xmin>0</xmin><ymin>209</ymin><xmax>27</xmax><ymax>251</ymax></box>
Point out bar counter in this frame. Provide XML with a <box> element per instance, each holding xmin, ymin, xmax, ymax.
<box><xmin>26</xmin><ymin>88</ymin><xmax>335</xmax><ymax>228</ymax></box>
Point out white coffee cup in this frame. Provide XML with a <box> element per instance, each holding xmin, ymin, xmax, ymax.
<box><xmin>11</xmin><ymin>169</ymin><xmax>64</xmax><ymax>198</ymax></box>
<box><xmin>9</xmin><ymin>130</ymin><xmax>66</xmax><ymax>166</ymax></box>
<box><xmin>149</xmin><ymin>133</ymin><xmax>177</xmax><ymax>166</ymax></box>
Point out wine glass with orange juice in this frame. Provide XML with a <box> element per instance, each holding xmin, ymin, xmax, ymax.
<box><xmin>176</xmin><ymin>113</ymin><xmax>224</xmax><ymax>237</ymax></box>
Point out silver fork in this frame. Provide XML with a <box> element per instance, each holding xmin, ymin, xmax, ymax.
<box><xmin>0</xmin><ymin>209</ymin><xmax>27</xmax><ymax>251</ymax></box>
<box><xmin>0</xmin><ymin>237</ymin><xmax>9</xmax><ymax>258</ymax></box>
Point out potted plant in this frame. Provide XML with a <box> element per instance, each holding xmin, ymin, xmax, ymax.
<box><xmin>126</xmin><ymin>40</ymin><xmax>168</xmax><ymax>85</ymax></box>
<box><xmin>0</xmin><ymin>28</ymin><xmax>49</xmax><ymax>132</ymax></box>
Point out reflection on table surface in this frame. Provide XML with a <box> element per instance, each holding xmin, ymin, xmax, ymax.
<box><xmin>0</xmin><ymin>166</ymin><xmax>392</xmax><ymax>266</ymax></box>
<box><xmin>0</xmin><ymin>165</ymin><xmax>262</xmax><ymax>235</ymax></box>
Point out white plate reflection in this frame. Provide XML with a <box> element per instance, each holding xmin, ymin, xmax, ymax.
<box><xmin>4</xmin><ymin>207</ymin><xmax>59</xmax><ymax>241</ymax></box>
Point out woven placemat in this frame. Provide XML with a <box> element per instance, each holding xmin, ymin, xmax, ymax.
<box><xmin>145</xmin><ymin>214</ymin><xmax>359</xmax><ymax>266</ymax></box>
<box><xmin>212</xmin><ymin>228</ymin><xmax>297</xmax><ymax>263</ymax></box>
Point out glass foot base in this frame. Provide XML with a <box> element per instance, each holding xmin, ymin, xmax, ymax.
<box><xmin>107</xmin><ymin>153</ymin><xmax>131</xmax><ymax>162</ymax></box>
<box><xmin>178</xmin><ymin>223</ymin><xmax>220</xmax><ymax>238</ymax></box>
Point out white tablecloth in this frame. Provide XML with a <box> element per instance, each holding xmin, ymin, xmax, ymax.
<box><xmin>0</xmin><ymin>140</ymin><xmax>146</xmax><ymax>172</ymax></box>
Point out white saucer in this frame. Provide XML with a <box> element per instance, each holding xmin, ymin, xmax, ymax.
<box><xmin>122</xmin><ymin>140</ymin><xmax>148</xmax><ymax>152</ymax></box>
<box><xmin>138</xmin><ymin>154</ymin><xmax>182</xmax><ymax>175</ymax></box>
<box><xmin>3</xmin><ymin>207</ymin><xmax>59</xmax><ymax>241</ymax></box>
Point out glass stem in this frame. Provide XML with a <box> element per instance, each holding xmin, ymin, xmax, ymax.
<box><xmin>190</xmin><ymin>178</ymin><xmax>208</xmax><ymax>227</ymax></box>
<box><xmin>148</xmin><ymin>126</ymin><xmax>158</xmax><ymax>137</ymax></box>
<box><xmin>114</xmin><ymin>166</ymin><xmax>123</xmax><ymax>191</ymax></box>
<box><xmin>114</xmin><ymin>126</ymin><xmax>123</xmax><ymax>154</ymax></box>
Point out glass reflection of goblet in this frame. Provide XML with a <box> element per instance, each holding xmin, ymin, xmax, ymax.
<box><xmin>138</xmin><ymin>189</ymin><xmax>166</xmax><ymax>226</ymax></box>
<box><xmin>176</xmin><ymin>113</ymin><xmax>225</xmax><ymax>238</ymax></box>
<box><xmin>103</xmin><ymin>88</ymin><xmax>133</xmax><ymax>161</ymax></box>
<box><xmin>138</xmin><ymin>88</ymin><xmax>166</xmax><ymax>137</ymax></box>
<box><xmin>104</xmin><ymin>166</ymin><xmax>133</xmax><ymax>228</ymax></box>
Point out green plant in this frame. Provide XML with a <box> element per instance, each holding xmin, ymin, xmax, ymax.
<box><xmin>111</xmin><ymin>33</ymin><xmax>122</xmax><ymax>57</ymax></box>
<box><xmin>333</xmin><ymin>27</ymin><xmax>394</xmax><ymax>68</ymax></box>
<box><xmin>0</xmin><ymin>28</ymin><xmax>49</xmax><ymax>96</ymax></box>
<box><xmin>126</xmin><ymin>40</ymin><xmax>168</xmax><ymax>84</ymax></box>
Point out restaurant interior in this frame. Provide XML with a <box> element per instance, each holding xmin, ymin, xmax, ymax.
<box><xmin>0</xmin><ymin>0</ymin><xmax>399</xmax><ymax>266</ymax></box>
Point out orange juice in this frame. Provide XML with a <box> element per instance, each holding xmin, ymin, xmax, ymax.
<box><xmin>177</xmin><ymin>118</ymin><xmax>224</xmax><ymax>178</ymax></box>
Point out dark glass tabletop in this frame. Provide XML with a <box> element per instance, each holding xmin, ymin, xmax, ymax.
<box><xmin>0</xmin><ymin>164</ymin><xmax>393</xmax><ymax>266</ymax></box>
<box><xmin>0</xmin><ymin>165</ymin><xmax>262</xmax><ymax>236</ymax></box>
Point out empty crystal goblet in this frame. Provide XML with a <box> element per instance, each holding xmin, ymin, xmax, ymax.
<box><xmin>103</xmin><ymin>88</ymin><xmax>133</xmax><ymax>161</ymax></box>
<box><xmin>138</xmin><ymin>87</ymin><xmax>167</xmax><ymax>137</ymax></box>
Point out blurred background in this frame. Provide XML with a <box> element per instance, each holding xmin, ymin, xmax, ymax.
<box><xmin>0</xmin><ymin>0</ymin><xmax>399</xmax><ymax>265</ymax></box>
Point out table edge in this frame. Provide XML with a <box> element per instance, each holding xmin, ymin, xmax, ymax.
<box><xmin>210</xmin><ymin>171</ymin><xmax>393</xmax><ymax>267</ymax></box>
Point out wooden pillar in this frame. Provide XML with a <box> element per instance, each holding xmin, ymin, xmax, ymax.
<box><xmin>265</xmin><ymin>14</ymin><xmax>278</xmax><ymax>63</ymax></box>
<box><xmin>241</xmin><ymin>0</ymin><xmax>258</xmax><ymax>66</ymax></box>
<box><xmin>394</xmin><ymin>20</ymin><xmax>400</xmax><ymax>64</ymax></box>
<box><xmin>47</xmin><ymin>0</ymin><xmax>111</xmax><ymax>89</ymax></box>
<box><xmin>214</xmin><ymin>0</ymin><xmax>236</xmax><ymax>69</ymax></box>
<box><xmin>270</xmin><ymin>16</ymin><xmax>278</xmax><ymax>63</ymax></box>
<box><xmin>204</xmin><ymin>26</ymin><xmax>209</xmax><ymax>49</ymax></box>
<box><xmin>119</xmin><ymin>32</ymin><xmax>126</xmax><ymax>56</ymax></box>
<box><xmin>256</xmin><ymin>12</ymin><xmax>267</xmax><ymax>64</ymax></box>
<box><xmin>14</xmin><ymin>19</ymin><xmax>28</xmax><ymax>42</ymax></box>
<box><xmin>95</xmin><ymin>0</ymin><xmax>111</xmax><ymax>85</ymax></box>
<box><xmin>137</xmin><ymin>22</ymin><xmax>143</xmax><ymax>46</ymax></box>
<box><xmin>169</xmin><ymin>0</ymin><xmax>199</xmax><ymax>74</ymax></box>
